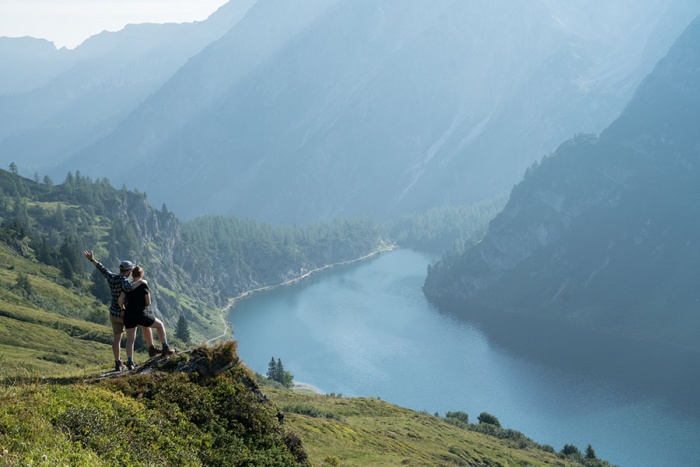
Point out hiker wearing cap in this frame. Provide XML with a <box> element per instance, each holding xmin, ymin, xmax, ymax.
<box><xmin>83</xmin><ymin>250</ymin><xmax>159</xmax><ymax>371</ymax></box>
<box><xmin>119</xmin><ymin>265</ymin><xmax>175</xmax><ymax>370</ymax></box>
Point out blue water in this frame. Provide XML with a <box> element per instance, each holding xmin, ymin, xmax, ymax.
<box><xmin>228</xmin><ymin>249</ymin><xmax>700</xmax><ymax>467</ymax></box>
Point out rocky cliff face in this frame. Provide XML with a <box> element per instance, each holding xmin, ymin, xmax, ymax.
<box><xmin>424</xmin><ymin>16</ymin><xmax>700</xmax><ymax>351</ymax></box>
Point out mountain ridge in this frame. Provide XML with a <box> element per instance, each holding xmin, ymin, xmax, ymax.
<box><xmin>4</xmin><ymin>0</ymin><xmax>698</xmax><ymax>225</ymax></box>
<box><xmin>423</xmin><ymin>14</ymin><xmax>700</xmax><ymax>352</ymax></box>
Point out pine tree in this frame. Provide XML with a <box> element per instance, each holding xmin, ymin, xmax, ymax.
<box><xmin>175</xmin><ymin>314</ymin><xmax>191</xmax><ymax>343</ymax></box>
<box><xmin>267</xmin><ymin>357</ymin><xmax>278</xmax><ymax>382</ymax></box>
<box><xmin>585</xmin><ymin>444</ymin><xmax>597</xmax><ymax>459</ymax></box>
<box><xmin>59</xmin><ymin>236</ymin><xmax>82</xmax><ymax>281</ymax></box>
<box><xmin>266</xmin><ymin>357</ymin><xmax>294</xmax><ymax>387</ymax></box>
<box><xmin>272</xmin><ymin>358</ymin><xmax>294</xmax><ymax>388</ymax></box>
<box><xmin>276</xmin><ymin>358</ymin><xmax>284</xmax><ymax>382</ymax></box>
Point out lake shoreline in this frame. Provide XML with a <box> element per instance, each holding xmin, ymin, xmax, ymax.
<box><xmin>207</xmin><ymin>244</ymin><xmax>396</xmax><ymax>343</ymax></box>
<box><xmin>292</xmin><ymin>381</ymin><xmax>323</xmax><ymax>394</ymax></box>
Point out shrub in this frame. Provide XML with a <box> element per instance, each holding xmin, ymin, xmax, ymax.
<box><xmin>39</xmin><ymin>353</ymin><xmax>68</xmax><ymax>364</ymax></box>
<box><xmin>477</xmin><ymin>412</ymin><xmax>501</xmax><ymax>427</ymax></box>
<box><xmin>323</xmin><ymin>455</ymin><xmax>341</xmax><ymax>466</ymax></box>
<box><xmin>283</xmin><ymin>404</ymin><xmax>341</xmax><ymax>421</ymax></box>
<box><xmin>444</xmin><ymin>411</ymin><xmax>469</xmax><ymax>429</ymax></box>
<box><xmin>561</xmin><ymin>443</ymin><xmax>583</xmax><ymax>462</ymax></box>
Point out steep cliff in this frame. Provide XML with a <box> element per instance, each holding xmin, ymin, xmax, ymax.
<box><xmin>424</xmin><ymin>16</ymin><xmax>700</xmax><ymax>351</ymax></box>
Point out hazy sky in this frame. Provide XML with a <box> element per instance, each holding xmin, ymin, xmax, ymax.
<box><xmin>0</xmin><ymin>0</ymin><xmax>230</xmax><ymax>49</ymax></box>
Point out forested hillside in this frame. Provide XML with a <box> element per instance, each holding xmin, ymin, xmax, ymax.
<box><xmin>390</xmin><ymin>194</ymin><xmax>507</xmax><ymax>255</ymax></box>
<box><xmin>0</xmin><ymin>167</ymin><xmax>388</xmax><ymax>346</ymax></box>
<box><xmin>0</xmin><ymin>168</ymin><xmax>614</xmax><ymax>465</ymax></box>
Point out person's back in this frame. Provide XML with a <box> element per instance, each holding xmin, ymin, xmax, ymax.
<box><xmin>125</xmin><ymin>282</ymin><xmax>150</xmax><ymax>315</ymax></box>
<box><xmin>121</xmin><ymin>265</ymin><xmax>175</xmax><ymax>370</ymax></box>
<box><xmin>83</xmin><ymin>250</ymin><xmax>158</xmax><ymax>371</ymax></box>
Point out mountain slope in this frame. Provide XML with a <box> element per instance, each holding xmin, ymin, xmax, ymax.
<box><xmin>58</xmin><ymin>0</ymin><xmax>700</xmax><ymax>223</ymax></box>
<box><xmin>0</xmin><ymin>167</ymin><xmax>388</xmax><ymax>350</ymax></box>
<box><xmin>0</xmin><ymin>343</ymin><xmax>310</xmax><ymax>466</ymax></box>
<box><xmin>0</xmin><ymin>340</ymin><xmax>609</xmax><ymax>466</ymax></box>
<box><xmin>423</xmin><ymin>15</ymin><xmax>700</xmax><ymax>352</ymax></box>
<box><xmin>0</xmin><ymin>0</ymin><xmax>256</xmax><ymax>170</ymax></box>
<box><xmin>0</xmin><ymin>37</ymin><xmax>74</xmax><ymax>95</ymax></box>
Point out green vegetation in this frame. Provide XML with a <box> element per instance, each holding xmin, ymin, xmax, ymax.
<box><xmin>175</xmin><ymin>314</ymin><xmax>191</xmax><ymax>343</ymax></box>
<box><xmin>0</xmin><ymin>164</ymin><xmax>503</xmax><ymax>355</ymax></box>
<box><xmin>267</xmin><ymin>357</ymin><xmax>294</xmax><ymax>389</ymax></box>
<box><xmin>264</xmin><ymin>389</ymin><xmax>613</xmax><ymax>467</ymax></box>
<box><xmin>0</xmin><ymin>167</ymin><xmax>388</xmax><ymax>344</ymax></box>
<box><xmin>0</xmin><ymin>167</ymin><xmax>617</xmax><ymax>465</ymax></box>
<box><xmin>0</xmin><ymin>343</ymin><xmax>308</xmax><ymax>466</ymax></box>
<box><xmin>0</xmin><ymin>341</ymin><xmax>614</xmax><ymax>467</ymax></box>
<box><xmin>389</xmin><ymin>195</ymin><xmax>507</xmax><ymax>254</ymax></box>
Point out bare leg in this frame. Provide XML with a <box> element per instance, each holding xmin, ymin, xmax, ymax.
<box><xmin>125</xmin><ymin>327</ymin><xmax>137</xmax><ymax>360</ymax></box>
<box><xmin>139</xmin><ymin>325</ymin><xmax>154</xmax><ymax>347</ymax></box>
<box><xmin>112</xmin><ymin>332</ymin><xmax>122</xmax><ymax>361</ymax></box>
<box><xmin>151</xmin><ymin>318</ymin><xmax>168</xmax><ymax>344</ymax></box>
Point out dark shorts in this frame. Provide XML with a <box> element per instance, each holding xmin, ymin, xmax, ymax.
<box><xmin>124</xmin><ymin>311</ymin><xmax>156</xmax><ymax>330</ymax></box>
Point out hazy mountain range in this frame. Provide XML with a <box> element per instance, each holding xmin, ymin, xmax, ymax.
<box><xmin>1</xmin><ymin>0</ymin><xmax>699</xmax><ymax>225</ymax></box>
<box><xmin>0</xmin><ymin>0</ymin><xmax>256</xmax><ymax>173</ymax></box>
<box><xmin>423</xmin><ymin>14</ymin><xmax>700</xmax><ymax>352</ymax></box>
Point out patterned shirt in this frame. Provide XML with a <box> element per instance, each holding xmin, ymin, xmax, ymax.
<box><xmin>93</xmin><ymin>261</ymin><xmax>135</xmax><ymax>318</ymax></box>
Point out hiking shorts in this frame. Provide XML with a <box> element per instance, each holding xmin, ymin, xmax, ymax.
<box><xmin>110</xmin><ymin>315</ymin><xmax>125</xmax><ymax>335</ymax></box>
<box><xmin>124</xmin><ymin>311</ymin><xmax>156</xmax><ymax>330</ymax></box>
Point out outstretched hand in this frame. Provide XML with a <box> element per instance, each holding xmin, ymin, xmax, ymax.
<box><xmin>83</xmin><ymin>250</ymin><xmax>94</xmax><ymax>261</ymax></box>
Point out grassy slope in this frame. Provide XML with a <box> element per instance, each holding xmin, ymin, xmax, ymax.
<box><xmin>0</xmin><ymin>344</ymin><xmax>305</xmax><ymax>466</ymax></box>
<box><xmin>0</xmin><ymin>355</ymin><xmax>577</xmax><ymax>467</ymax></box>
<box><xmin>0</xmin><ymin>245</ymin><xmax>595</xmax><ymax>466</ymax></box>
<box><xmin>265</xmin><ymin>388</ymin><xmax>576</xmax><ymax>467</ymax></box>
<box><xmin>0</xmin><ymin>243</ymin><xmax>140</xmax><ymax>377</ymax></box>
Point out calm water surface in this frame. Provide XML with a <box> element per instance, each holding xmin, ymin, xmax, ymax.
<box><xmin>228</xmin><ymin>249</ymin><xmax>700</xmax><ymax>467</ymax></box>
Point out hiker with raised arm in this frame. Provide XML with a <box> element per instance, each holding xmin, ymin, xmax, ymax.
<box><xmin>83</xmin><ymin>250</ymin><xmax>159</xmax><ymax>371</ymax></box>
<box><xmin>120</xmin><ymin>265</ymin><xmax>175</xmax><ymax>370</ymax></box>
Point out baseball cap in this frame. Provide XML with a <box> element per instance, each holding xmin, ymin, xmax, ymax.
<box><xmin>119</xmin><ymin>260</ymin><xmax>134</xmax><ymax>271</ymax></box>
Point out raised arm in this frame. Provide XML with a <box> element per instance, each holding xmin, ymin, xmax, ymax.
<box><xmin>84</xmin><ymin>250</ymin><xmax>112</xmax><ymax>279</ymax></box>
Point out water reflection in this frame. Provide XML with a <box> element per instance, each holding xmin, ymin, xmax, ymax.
<box><xmin>436</xmin><ymin>302</ymin><xmax>700</xmax><ymax>418</ymax></box>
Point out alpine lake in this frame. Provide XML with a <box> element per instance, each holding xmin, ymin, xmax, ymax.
<box><xmin>228</xmin><ymin>249</ymin><xmax>700</xmax><ymax>467</ymax></box>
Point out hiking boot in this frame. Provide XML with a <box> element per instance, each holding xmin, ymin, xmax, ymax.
<box><xmin>161</xmin><ymin>345</ymin><xmax>176</xmax><ymax>357</ymax></box>
<box><xmin>114</xmin><ymin>360</ymin><xmax>124</xmax><ymax>372</ymax></box>
<box><xmin>125</xmin><ymin>361</ymin><xmax>135</xmax><ymax>371</ymax></box>
<box><xmin>147</xmin><ymin>345</ymin><xmax>160</xmax><ymax>357</ymax></box>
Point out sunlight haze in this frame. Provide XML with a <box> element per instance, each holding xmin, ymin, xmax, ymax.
<box><xmin>0</xmin><ymin>0</ymin><xmax>230</xmax><ymax>49</ymax></box>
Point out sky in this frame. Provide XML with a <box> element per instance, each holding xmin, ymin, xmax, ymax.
<box><xmin>0</xmin><ymin>0</ymin><xmax>230</xmax><ymax>49</ymax></box>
